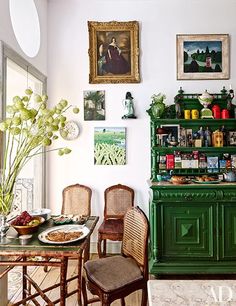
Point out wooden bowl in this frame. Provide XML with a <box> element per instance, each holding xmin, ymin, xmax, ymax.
<box><xmin>11</xmin><ymin>216</ymin><xmax>45</xmax><ymax>235</ymax></box>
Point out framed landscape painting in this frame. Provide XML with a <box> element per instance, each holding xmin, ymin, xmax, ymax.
<box><xmin>177</xmin><ymin>34</ymin><xmax>229</xmax><ymax>80</ymax></box>
<box><xmin>94</xmin><ymin>127</ymin><xmax>126</xmax><ymax>165</ymax></box>
<box><xmin>88</xmin><ymin>21</ymin><xmax>140</xmax><ymax>84</ymax></box>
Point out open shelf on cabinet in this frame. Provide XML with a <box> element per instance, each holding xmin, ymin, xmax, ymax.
<box><xmin>153</xmin><ymin>146</ymin><xmax>236</xmax><ymax>153</ymax></box>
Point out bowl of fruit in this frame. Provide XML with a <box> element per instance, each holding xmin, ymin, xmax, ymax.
<box><xmin>11</xmin><ymin>211</ymin><xmax>45</xmax><ymax>235</ymax></box>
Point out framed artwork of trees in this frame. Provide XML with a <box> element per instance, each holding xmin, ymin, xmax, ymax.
<box><xmin>177</xmin><ymin>34</ymin><xmax>229</xmax><ymax>80</ymax></box>
<box><xmin>84</xmin><ymin>90</ymin><xmax>105</xmax><ymax>120</ymax></box>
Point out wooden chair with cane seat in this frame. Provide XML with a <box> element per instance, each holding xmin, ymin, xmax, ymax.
<box><xmin>82</xmin><ymin>206</ymin><xmax>149</xmax><ymax>306</ymax></box>
<box><xmin>44</xmin><ymin>183</ymin><xmax>92</xmax><ymax>272</ymax></box>
<box><xmin>97</xmin><ymin>184</ymin><xmax>134</xmax><ymax>258</ymax></box>
<box><xmin>62</xmin><ymin>183</ymin><xmax>92</xmax><ymax>262</ymax></box>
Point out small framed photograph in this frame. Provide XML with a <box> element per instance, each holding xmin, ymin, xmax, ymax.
<box><xmin>88</xmin><ymin>21</ymin><xmax>140</xmax><ymax>84</ymax></box>
<box><xmin>160</xmin><ymin>124</ymin><xmax>180</xmax><ymax>147</ymax></box>
<box><xmin>84</xmin><ymin>90</ymin><xmax>105</xmax><ymax>120</ymax></box>
<box><xmin>228</xmin><ymin>131</ymin><xmax>236</xmax><ymax>146</ymax></box>
<box><xmin>176</xmin><ymin>34</ymin><xmax>229</xmax><ymax>80</ymax></box>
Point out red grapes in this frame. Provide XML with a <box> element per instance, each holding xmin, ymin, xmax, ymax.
<box><xmin>11</xmin><ymin>211</ymin><xmax>33</xmax><ymax>226</ymax></box>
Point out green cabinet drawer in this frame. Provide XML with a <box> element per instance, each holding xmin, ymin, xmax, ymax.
<box><xmin>220</xmin><ymin>204</ymin><xmax>236</xmax><ymax>260</ymax></box>
<box><xmin>161</xmin><ymin>203</ymin><xmax>215</xmax><ymax>259</ymax></box>
<box><xmin>155</xmin><ymin>189</ymin><xmax>217</xmax><ymax>202</ymax></box>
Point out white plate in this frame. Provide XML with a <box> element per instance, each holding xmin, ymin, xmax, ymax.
<box><xmin>38</xmin><ymin>224</ymin><xmax>89</xmax><ymax>244</ymax></box>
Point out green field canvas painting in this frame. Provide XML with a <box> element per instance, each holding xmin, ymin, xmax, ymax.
<box><xmin>94</xmin><ymin>127</ymin><xmax>126</xmax><ymax>165</ymax></box>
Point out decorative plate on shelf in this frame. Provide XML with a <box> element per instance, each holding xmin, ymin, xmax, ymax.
<box><xmin>60</xmin><ymin>120</ymin><xmax>80</xmax><ymax>140</ymax></box>
<box><xmin>192</xmin><ymin>179</ymin><xmax>221</xmax><ymax>184</ymax></box>
<box><xmin>169</xmin><ymin>176</ymin><xmax>190</xmax><ymax>185</ymax></box>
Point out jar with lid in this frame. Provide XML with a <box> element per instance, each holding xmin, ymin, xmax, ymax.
<box><xmin>221</xmin><ymin>109</ymin><xmax>230</xmax><ymax>119</ymax></box>
<box><xmin>212</xmin><ymin>105</ymin><xmax>221</xmax><ymax>119</ymax></box>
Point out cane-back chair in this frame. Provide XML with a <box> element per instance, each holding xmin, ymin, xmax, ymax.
<box><xmin>61</xmin><ymin>183</ymin><xmax>92</xmax><ymax>217</ymax></box>
<box><xmin>44</xmin><ymin>183</ymin><xmax>92</xmax><ymax>272</ymax></box>
<box><xmin>97</xmin><ymin>184</ymin><xmax>134</xmax><ymax>258</ymax></box>
<box><xmin>62</xmin><ymin>183</ymin><xmax>92</xmax><ymax>262</ymax></box>
<box><xmin>82</xmin><ymin>206</ymin><xmax>149</xmax><ymax>306</ymax></box>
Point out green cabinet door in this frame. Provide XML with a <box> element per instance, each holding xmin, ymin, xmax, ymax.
<box><xmin>220</xmin><ymin>203</ymin><xmax>236</xmax><ymax>260</ymax></box>
<box><xmin>161</xmin><ymin>203</ymin><xmax>215</xmax><ymax>259</ymax></box>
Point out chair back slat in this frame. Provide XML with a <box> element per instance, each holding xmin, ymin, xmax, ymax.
<box><xmin>104</xmin><ymin>184</ymin><xmax>134</xmax><ymax>219</ymax></box>
<box><xmin>62</xmin><ymin>184</ymin><xmax>92</xmax><ymax>216</ymax></box>
<box><xmin>122</xmin><ymin>207</ymin><xmax>149</xmax><ymax>268</ymax></box>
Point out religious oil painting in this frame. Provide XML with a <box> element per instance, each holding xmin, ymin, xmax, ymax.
<box><xmin>84</xmin><ymin>90</ymin><xmax>105</xmax><ymax>120</ymax></box>
<box><xmin>94</xmin><ymin>127</ymin><xmax>126</xmax><ymax>165</ymax></box>
<box><xmin>177</xmin><ymin>34</ymin><xmax>229</xmax><ymax>80</ymax></box>
<box><xmin>88</xmin><ymin>21</ymin><xmax>140</xmax><ymax>83</ymax></box>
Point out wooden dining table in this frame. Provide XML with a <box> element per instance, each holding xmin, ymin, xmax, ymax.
<box><xmin>0</xmin><ymin>216</ymin><xmax>98</xmax><ymax>306</ymax></box>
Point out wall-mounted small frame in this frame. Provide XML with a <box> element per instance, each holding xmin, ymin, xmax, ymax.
<box><xmin>84</xmin><ymin>90</ymin><xmax>105</xmax><ymax>120</ymax></box>
<box><xmin>160</xmin><ymin>124</ymin><xmax>180</xmax><ymax>147</ymax></box>
<box><xmin>94</xmin><ymin>127</ymin><xmax>126</xmax><ymax>165</ymax></box>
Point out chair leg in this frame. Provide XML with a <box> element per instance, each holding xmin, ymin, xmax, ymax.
<box><xmin>82</xmin><ymin>276</ymin><xmax>88</xmax><ymax>306</ymax></box>
<box><xmin>97</xmin><ymin>236</ymin><xmax>107</xmax><ymax>258</ymax></box>
<box><xmin>84</xmin><ymin>237</ymin><xmax>90</xmax><ymax>263</ymax></box>
<box><xmin>97</xmin><ymin>234</ymin><xmax>102</xmax><ymax>258</ymax></box>
<box><xmin>103</xmin><ymin>239</ymin><xmax>107</xmax><ymax>257</ymax></box>
<box><xmin>102</xmin><ymin>294</ymin><xmax>110</xmax><ymax>306</ymax></box>
<box><xmin>141</xmin><ymin>285</ymin><xmax>148</xmax><ymax>306</ymax></box>
<box><xmin>121</xmin><ymin>297</ymin><xmax>125</xmax><ymax>306</ymax></box>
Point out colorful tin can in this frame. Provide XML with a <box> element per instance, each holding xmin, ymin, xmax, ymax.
<box><xmin>191</xmin><ymin>109</ymin><xmax>199</xmax><ymax>119</ymax></box>
<box><xmin>184</xmin><ymin>110</ymin><xmax>191</xmax><ymax>119</ymax></box>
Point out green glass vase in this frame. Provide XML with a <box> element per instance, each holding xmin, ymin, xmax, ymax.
<box><xmin>151</xmin><ymin>102</ymin><xmax>165</xmax><ymax>118</ymax></box>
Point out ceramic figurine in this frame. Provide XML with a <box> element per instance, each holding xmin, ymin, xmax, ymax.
<box><xmin>122</xmin><ymin>92</ymin><xmax>136</xmax><ymax>119</ymax></box>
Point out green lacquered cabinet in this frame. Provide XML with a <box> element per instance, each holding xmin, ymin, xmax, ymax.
<box><xmin>220</xmin><ymin>203</ymin><xmax>236</xmax><ymax>260</ymax></box>
<box><xmin>162</xmin><ymin>203</ymin><xmax>214</xmax><ymax>259</ymax></box>
<box><xmin>149</xmin><ymin>184</ymin><xmax>236</xmax><ymax>275</ymax></box>
<box><xmin>148</xmin><ymin>89</ymin><xmax>236</xmax><ymax>275</ymax></box>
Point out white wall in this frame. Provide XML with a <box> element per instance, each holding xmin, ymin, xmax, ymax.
<box><xmin>47</xmin><ymin>0</ymin><xmax>236</xmax><ymax>245</ymax></box>
<box><xmin>0</xmin><ymin>0</ymin><xmax>47</xmax><ymax>75</ymax></box>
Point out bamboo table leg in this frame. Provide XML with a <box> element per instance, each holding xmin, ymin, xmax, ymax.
<box><xmin>60</xmin><ymin>257</ymin><xmax>68</xmax><ymax>306</ymax></box>
<box><xmin>22</xmin><ymin>257</ymin><xmax>27</xmax><ymax>305</ymax></box>
<box><xmin>77</xmin><ymin>253</ymin><xmax>83</xmax><ymax>306</ymax></box>
<box><xmin>0</xmin><ymin>256</ymin><xmax>8</xmax><ymax>306</ymax></box>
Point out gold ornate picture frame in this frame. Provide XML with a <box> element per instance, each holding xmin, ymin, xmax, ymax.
<box><xmin>88</xmin><ymin>21</ymin><xmax>140</xmax><ymax>84</ymax></box>
<box><xmin>177</xmin><ymin>34</ymin><xmax>229</xmax><ymax>80</ymax></box>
